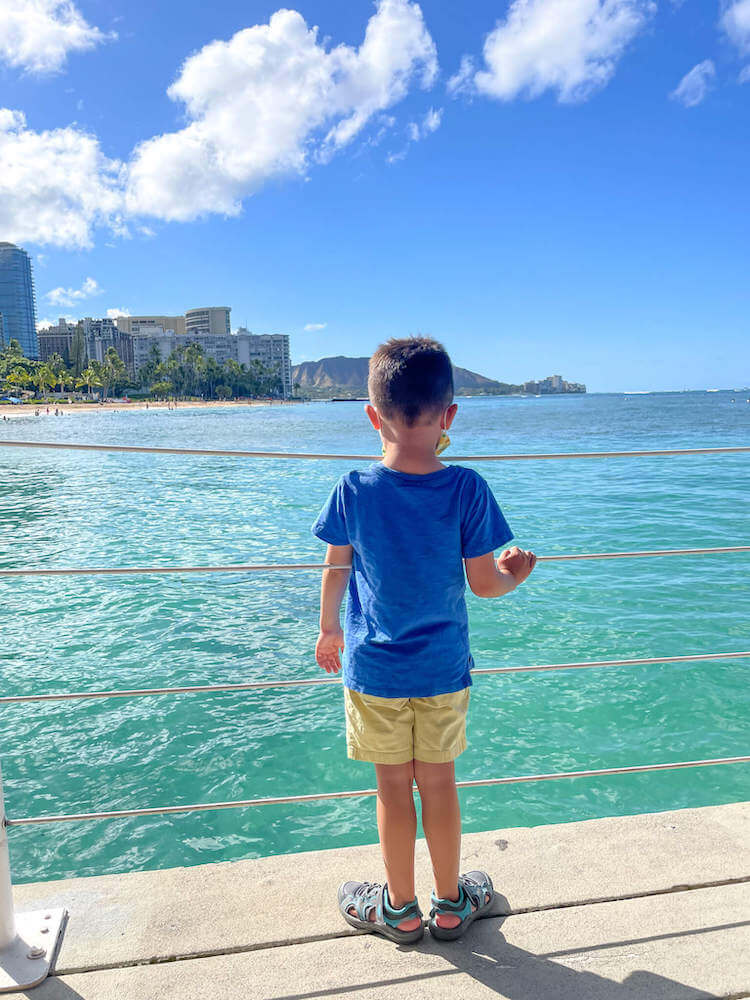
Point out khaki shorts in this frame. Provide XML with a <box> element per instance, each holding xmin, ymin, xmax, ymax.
<box><xmin>344</xmin><ymin>687</ymin><xmax>470</xmax><ymax>765</ymax></box>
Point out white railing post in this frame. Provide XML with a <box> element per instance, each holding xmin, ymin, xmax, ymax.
<box><xmin>0</xmin><ymin>763</ymin><xmax>66</xmax><ymax>993</ymax></box>
<box><xmin>0</xmin><ymin>769</ymin><xmax>15</xmax><ymax>950</ymax></box>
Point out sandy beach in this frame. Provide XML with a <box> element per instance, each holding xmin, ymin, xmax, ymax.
<box><xmin>0</xmin><ymin>398</ymin><xmax>301</xmax><ymax>419</ymax></box>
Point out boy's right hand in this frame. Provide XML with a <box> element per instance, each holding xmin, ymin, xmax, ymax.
<box><xmin>315</xmin><ymin>627</ymin><xmax>345</xmax><ymax>674</ymax></box>
<box><xmin>497</xmin><ymin>546</ymin><xmax>537</xmax><ymax>586</ymax></box>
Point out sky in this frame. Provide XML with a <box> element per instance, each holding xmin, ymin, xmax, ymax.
<box><xmin>1</xmin><ymin>0</ymin><xmax>748</xmax><ymax>392</ymax></box>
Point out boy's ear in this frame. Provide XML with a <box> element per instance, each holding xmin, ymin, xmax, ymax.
<box><xmin>364</xmin><ymin>404</ymin><xmax>381</xmax><ymax>430</ymax></box>
<box><xmin>444</xmin><ymin>402</ymin><xmax>458</xmax><ymax>429</ymax></box>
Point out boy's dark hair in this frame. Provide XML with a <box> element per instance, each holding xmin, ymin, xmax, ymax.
<box><xmin>368</xmin><ymin>337</ymin><xmax>454</xmax><ymax>426</ymax></box>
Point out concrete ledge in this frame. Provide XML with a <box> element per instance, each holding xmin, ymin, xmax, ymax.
<box><xmin>10</xmin><ymin>801</ymin><xmax>750</xmax><ymax>977</ymax></box>
<box><xmin>12</xmin><ymin>881</ymin><xmax>750</xmax><ymax>999</ymax></box>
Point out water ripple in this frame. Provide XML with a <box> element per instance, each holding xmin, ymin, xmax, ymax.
<box><xmin>1</xmin><ymin>394</ymin><xmax>748</xmax><ymax>882</ymax></box>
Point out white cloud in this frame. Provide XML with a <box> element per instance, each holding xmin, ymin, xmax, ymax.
<box><xmin>388</xmin><ymin>106</ymin><xmax>442</xmax><ymax>163</ymax></box>
<box><xmin>37</xmin><ymin>314</ymin><xmax>76</xmax><ymax>330</ymax></box>
<box><xmin>450</xmin><ymin>0</ymin><xmax>655</xmax><ymax>104</ymax></box>
<box><xmin>721</xmin><ymin>0</ymin><xmax>750</xmax><ymax>54</ymax></box>
<box><xmin>669</xmin><ymin>60</ymin><xmax>715</xmax><ymax>106</ymax></box>
<box><xmin>0</xmin><ymin>0</ymin><xmax>113</xmax><ymax>74</ymax></box>
<box><xmin>422</xmin><ymin>106</ymin><xmax>442</xmax><ymax>133</ymax></box>
<box><xmin>447</xmin><ymin>55</ymin><xmax>476</xmax><ymax>97</ymax></box>
<box><xmin>304</xmin><ymin>322</ymin><xmax>327</xmax><ymax>332</ymax></box>
<box><xmin>739</xmin><ymin>64</ymin><xmax>750</xmax><ymax>82</ymax></box>
<box><xmin>0</xmin><ymin>4</ymin><xmax>437</xmax><ymax>246</ymax></box>
<box><xmin>106</xmin><ymin>308</ymin><xmax>131</xmax><ymax>319</ymax></box>
<box><xmin>45</xmin><ymin>275</ymin><xmax>102</xmax><ymax>307</ymax></box>
<box><xmin>0</xmin><ymin>108</ymin><xmax>125</xmax><ymax>248</ymax></box>
<box><xmin>125</xmin><ymin>1</ymin><xmax>437</xmax><ymax>221</ymax></box>
<box><xmin>406</xmin><ymin>106</ymin><xmax>442</xmax><ymax>141</ymax></box>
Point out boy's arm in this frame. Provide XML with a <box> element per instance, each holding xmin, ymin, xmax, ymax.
<box><xmin>465</xmin><ymin>546</ymin><xmax>536</xmax><ymax>598</ymax></box>
<box><xmin>315</xmin><ymin>543</ymin><xmax>353</xmax><ymax>674</ymax></box>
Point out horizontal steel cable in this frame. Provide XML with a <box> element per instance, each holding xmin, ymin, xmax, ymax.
<box><xmin>5</xmin><ymin>755</ymin><xmax>749</xmax><ymax>827</ymax></box>
<box><xmin>0</xmin><ymin>546</ymin><xmax>747</xmax><ymax>578</ymax></box>
<box><xmin>0</xmin><ymin>562</ymin><xmax>350</xmax><ymax>578</ymax></box>
<box><xmin>0</xmin><ymin>440</ymin><xmax>748</xmax><ymax>461</ymax></box>
<box><xmin>2</xmin><ymin>650</ymin><xmax>747</xmax><ymax>704</ymax></box>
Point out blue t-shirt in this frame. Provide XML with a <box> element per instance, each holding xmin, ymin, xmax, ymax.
<box><xmin>311</xmin><ymin>463</ymin><xmax>513</xmax><ymax>698</ymax></box>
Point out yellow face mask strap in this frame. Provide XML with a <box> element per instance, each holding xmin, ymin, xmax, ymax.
<box><xmin>435</xmin><ymin>429</ymin><xmax>451</xmax><ymax>456</ymax></box>
<box><xmin>378</xmin><ymin>410</ymin><xmax>451</xmax><ymax>456</ymax></box>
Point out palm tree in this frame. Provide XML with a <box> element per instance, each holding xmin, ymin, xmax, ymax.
<box><xmin>150</xmin><ymin>379</ymin><xmax>172</xmax><ymax>399</ymax></box>
<box><xmin>183</xmin><ymin>342</ymin><xmax>205</xmax><ymax>397</ymax></box>
<box><xmin>103</xmin><ymin>347</ymin><xmax>128</xmax><ymax>398</ymax></box>
<box><xmin>31</xmin><ymin>364</ymin><xmax>56</xmax><ymax>400</ymax></box>
<box><xmin>89</xmin><ymin>360</ymin><xmax>106</xmax><ymax>398</ymax></box>
<box><xmin>223</xmin><ymin>359</ymin><xmax>243</xmax><ymax>397</ymax></box>
<box><xmin>69</xmin><ymin>324</ymin><xmax>86</xmax><ymax>377</ymax></box>
<box><xmin>139</xmin><ymin>343</ymin><xmax>162</xmax><ymax>390</ymax></box>
<box><xmin>46</xmin><ymin>353</ymin><xmax>67</xmax><ymax>395</ymax></box>
<box><xmin>203</xmin><ymin>356</ymin><xmax>221</xmax><ymax>397</ymax></box>
<box><xmin>76</xmin><ymin>365</ymin><xmax>103</xmax><ymax>399</ymax></box>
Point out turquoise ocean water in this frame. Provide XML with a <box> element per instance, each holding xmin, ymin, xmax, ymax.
<box><xmin>1</xmin><ymin>392</ymin><xmax>748</xmax><ymax>884</ymax></box>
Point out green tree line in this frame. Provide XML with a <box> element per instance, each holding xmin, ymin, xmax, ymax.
<box><xmin>1</xmin><ymin>339</ymin><xmax>283</xmax><ymax>401</ymax></box>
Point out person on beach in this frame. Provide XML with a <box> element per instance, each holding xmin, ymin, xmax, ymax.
<box><xmin>312</xmin><ymin>337</ymin><xmax>536</xmax><ymax>945</ymax></box>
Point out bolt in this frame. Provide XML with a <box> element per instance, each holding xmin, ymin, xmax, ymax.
<box><xmin>41</xmin><ymin>926</ymin><xmax>49</xmax><ymax>934</ymax></box>
<box><xmin>27</xmin><ymin>945</ymin><xmax>46</xmax><ymax>959</ymax></box>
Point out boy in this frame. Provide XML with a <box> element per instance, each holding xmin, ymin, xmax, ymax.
<box><xmin>312</xmin><ymin>337</ymin><xmax>536</xmax><ymax>944</ymax></box>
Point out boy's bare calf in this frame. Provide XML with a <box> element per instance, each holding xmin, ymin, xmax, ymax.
<box><xmin>415</xmin><ymin>760</ymin><xmax>490</xmax><ymax>928</ymax></box>
<box><xmin>361</xmin><ymin>762</ymin><xmax>422</xmax><ymax>932</ymax></box>
<box><xmin>347</xmin><ymin>759</ymin><xmax>490</xmax><ymax>932</ymax></box>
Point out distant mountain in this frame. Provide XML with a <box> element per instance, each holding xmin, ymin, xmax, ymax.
<box><xmin>291</xmin><ymin>355</ymin><xmax>507</xmax><ymax>397</ymax></box>
<box><xmin>292</xmin><ymin>356</ymin><xmax>371</xmax><ymax>390</ymax></box>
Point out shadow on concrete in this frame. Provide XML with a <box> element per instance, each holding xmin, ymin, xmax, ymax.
<box><xmin>20</xmin><ymin>982</ymin><xmax>85</xmax><ymax>1000</ymax></box>
<box><xmin>274</xmin><ymin>893</ymin><xmax>742</xmax><ymax>1000</ymax></box>
<box><xmin>15</xmin><ymin>895</ymin><xmax>750</xmax><ymax>999</ymax></box>
<box><xmin>18</xmin><ymin>912</ymin><xmax>83</xmax><ymax>1000</ymax></box>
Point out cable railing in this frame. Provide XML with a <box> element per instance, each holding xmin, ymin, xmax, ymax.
<box><xmin>0</xmin><ymin>439</ymin><xmax>749</xmax><ymax>462</ymax></box>
<box><xmin>0</xmin><ymin>436</ymin><xmax>748</xmax><ymax>990</ymax></box>
<box><xmin>5</xmin><ymin>756</ymin><xmax>750</xmax><ymax>829</ymax></box>
<box><xmin>1</xmin><ymin>650</ymin><xmax>748</xmax><ymax>704</ymax></box>
<box><xmin>0</xmin><ymin>545</ymin><xmax>747</xmax><ymax>578</ymax></box>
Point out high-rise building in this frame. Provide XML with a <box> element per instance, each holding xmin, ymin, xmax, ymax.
<box><xmin>236</xmin><ymin>329</ymin><xmax>292</xmax><ymax>398</ymax></box>
<box><xmin>125</xmin><ymin>326</ymin><xmax>292</xmax><ymax>397</ymax></box>
<box><xmin>38</xmin><ymin>317</ymin><xmax>79</xmax><ymax>362</ymax></box>
<box><xmin>131</xmin><ymin>328</ymin><xmax>176</xmax><ymax>376</ymax></box>
<box><xmin>83</xmin><ymin>318</ymin><xmax>134</xmax><ymax>374</ymax></box>
<box><xmin>185</xmin><ymin>307</ymin><xmax>231</xmax><ymax>336</ymax></box>
<box><xmin>114</xmin><ymin>314</ymin><xmax>186</xmax><ymax>335</ymax></box>
<box><xmin>0</xmin><ymin>242</ymin><xmax>38</xmax><ymax>358</ymax></box>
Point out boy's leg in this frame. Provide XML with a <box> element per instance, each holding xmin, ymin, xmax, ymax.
<box><xmin>414</xmin><ymin>760</ymin><xmax>490</xmax><ymax>930</ymax></box>
<box><xmin>413</xmin><ymin>760</ymin><xmax>461</xmax><ymax>902</ymax></box>
<box><xmin>347</xmin><ymin>760</ymin><xmax>420</xmax><ymax>932</ymax></box>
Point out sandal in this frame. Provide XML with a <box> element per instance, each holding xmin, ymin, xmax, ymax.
<box><xmin>428</xmin><ymin>870</ymin><xmax>495</xmax><ymax>941</ymax></box>
<box><xmin>337</xmin><ymin>880</ymin><xmax>424</xmax><ymax>944</ymax></box>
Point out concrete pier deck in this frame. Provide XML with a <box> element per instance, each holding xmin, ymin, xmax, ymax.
<box><xmin>8</xmin><ymin>801</ymin><xmax>750</xmax><ymax>999</ymax></box>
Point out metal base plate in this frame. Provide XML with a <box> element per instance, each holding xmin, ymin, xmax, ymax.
<box><xmin>0</xmin><ymin>908</ymin><xmax>66</xmax><ymax>993</ymax></box>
